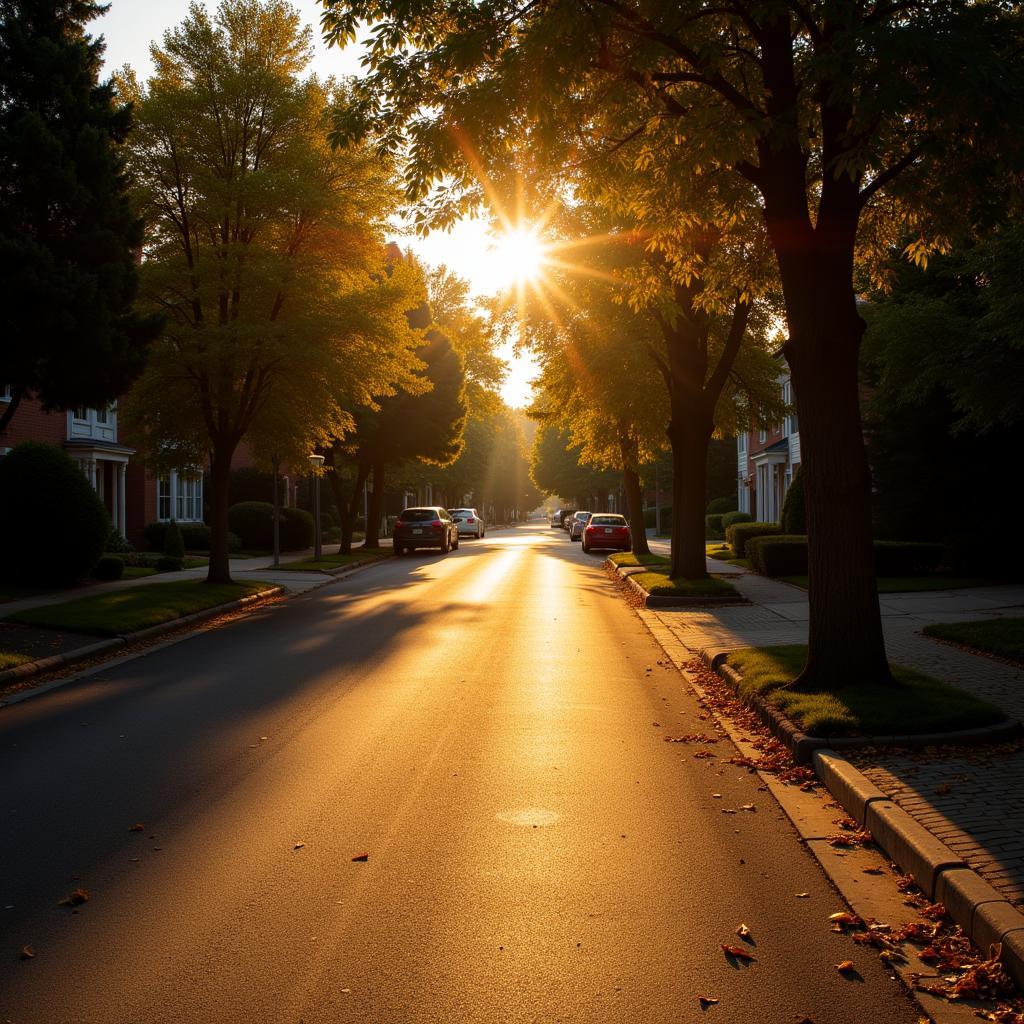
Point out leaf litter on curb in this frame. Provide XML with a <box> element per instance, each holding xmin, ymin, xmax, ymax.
<box><xmin>721</xmin><ymin>943</ymin><xmax>755</xmax><ymax>962</ymax></box>
<box><xmin>59</xmin><ymin>889</ymin><xmax>89</xmax><ymax>907</ymax></box>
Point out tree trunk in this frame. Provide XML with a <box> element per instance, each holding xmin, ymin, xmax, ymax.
<box><xmin>667</xmin><ymin>405</ymin><xmax>713</xmax><ymax>580</ymax></box>
<box><xmin>206</xmin><ymin>445</ymin><xmax>234</xmax><ymax>584</ymax></box>
<box><xmin>784</xmin><ymin>305</ymin><xmax>891</xmax><ymax>689</ymax></box>
<box><xmin>623</xmin><ymin>465</ymin><xmax>650</xmax><ymax>556</ymax></box>
<box><xmin>596</xmin><ymin>487</ymin><xmax>609</xmax><ymax>513</ymax></box>
<box><xmin>362</xmin><ymin>458</ymin><xmax>385</xmax><ymax>549</ymax></box>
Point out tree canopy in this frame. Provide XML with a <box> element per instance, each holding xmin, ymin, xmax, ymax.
<box><xmin>0</xmin><ymin>0</ymin><xmax>161</xmax><ymax>435</ymax></box>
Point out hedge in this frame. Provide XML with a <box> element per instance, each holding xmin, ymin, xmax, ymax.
<box><xmin>746</xmin><ymin>535</ymin><xmax>808</xmax><ymax>577</ymax></box>
<box><xmin>163</xmin><ymin>521</ymin><xmax>186</xmax><ymax>561</ymax></box>
<box><xmin>643</xmin><ymin>505</ymin><xmax>673</xmax><ymax>531</ymax></box>
<box><xmin>726</xmin><ymin>521</ymin><xmax>781</xmax><ymax>558</ymax></box>
<box><xmin>722</xmin><ymin>510</ymin><xmax>753</xmax><ymax>530</ymax></box>
<box><xmin>0</xmin><ymin>442</ymin><xmax>110</xmax><ymax>584</ymax></box>
<box><xmin>143</xmin><ymin>522</ymin><xmax>240</xmax><ymax>553</ymax></box>
<box><xmin>706</xmin><ymin>497</ymin><xmax>736</xmax><ymax>515</ymax></box>
<box><xmin>228</xmin><ymin>502</ymin><xmax>313</xmax><ymax>551</ymax></box>
<box><xmin>780</xmin><ymin>466</ymin><xmax>806</xmax><ymax>534</ymax></box>
<box><xmin>91</xmin><ymin>556</ymin><xmax>125</xmax><ymax>581</ymax></box>
<box><xmin>706</xmin><ymin>513</ymin><xmax>725</xmax><ymax>539</ymax></box>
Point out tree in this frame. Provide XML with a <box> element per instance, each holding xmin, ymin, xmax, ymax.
<box><xmin>0</xmin><ymin>0</ymin><xmax>161</xmax><ymax>436</ymax></box>
<box><xmin>322</xmin><ymin>0</ymin><xmax>1024</xmax><ymax>687</ymax></box>
<box><xmin>120</xmin><ymin>1</ymin><xmax>422</xmax><ymax>583</ymax></box>
<box><xmin>530</xmin><ymin>423</ymin><xmax>617</xmax><ymax>511</ymax></box>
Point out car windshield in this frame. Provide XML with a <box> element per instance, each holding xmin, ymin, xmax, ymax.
<box><xmin>590</xmin><ymin>515</ymin><xmax>626</xmax><ymax>526</ymax></box>
<box><xmin>451</xmin><ymin>509</ymin><xmax>473</xmax><ymax>516</ymax></box>
<box><xmin>398</xmin><ymin>508</ymin><xmax>438</xmax><ymax>522</ymax></box>
<box><xmin>574</xmin><ymin>512</ymin><xmax>591</xmax><ymax>521</ymax></box>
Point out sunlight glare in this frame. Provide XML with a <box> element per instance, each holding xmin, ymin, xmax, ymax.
<box><xmin>493</xmin><ymin>225</ymin><xmax>547</xmax><ymax>288</ymax></box>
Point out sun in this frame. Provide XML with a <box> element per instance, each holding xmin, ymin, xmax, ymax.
<box><xmin>491</xmin><ymin>225</ymin><xmax>547</xmax><ymax>289</ymax></box>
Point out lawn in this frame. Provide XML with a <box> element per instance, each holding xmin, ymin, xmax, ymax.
<box><xmin>631</xmin><ymin>569</ymin><xmax>739</xmax><ymax>600</ymax></box>
<box><xmin>608</xmin><ymin>551</ymin><xmax>669</xmax><ymax>568</ymax></box>
<box><xmin>780</xmin><ymin>575</ymin><xmax>993</xmax><ymax>594</ymax></box>
<box><xmin>271</xmin><ymin>550</ymin><xmax>390</xmax><ymax>572</ymax></box>
<box><xmin>0</xmin><ymin>651</ymin><xmax>32</xmax><ymax>671</ymax></box>
<box><xmin>725</xmin><ymin>644</ymin><xmax>1004</xmax><ymax>737</ymax></box>
<box><xmin>122</xmin><ymin>566</ymin><xmax>158</xmax><ymax>579</ymax></box>
<box><xmin>924</xmin><ymin>618</ymin><xmax>1024</xmax><ymax>665</ymax></box>
<box><xmin>0</xmin><ymin>583</ymin><xmax>52</xmax><ymax>605</ymax></box>
<box><xmin>6</xmin><ymin>580</ymin><xmax>275</xmax><ymax>636</ymax></box>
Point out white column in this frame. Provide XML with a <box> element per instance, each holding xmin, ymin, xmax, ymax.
<box><xmin>170</xmin><ymin>470</ymin><xmax>178</xmax><ymax>520</ymax></box>
<box><xmin>88</xmin><ymin>459</ymin><xmax>98</xmax><ymax>491</ymax></box>
<box><xmin>117</xmin><ymin>463</ymin><xmax>127</xmax><ymax>534</ymax></box>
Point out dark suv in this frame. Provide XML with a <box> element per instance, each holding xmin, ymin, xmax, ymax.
<box><xmin>393</xmin><ymin>507</ymin><xmax>460</xmax><ymax>555</ymax></box>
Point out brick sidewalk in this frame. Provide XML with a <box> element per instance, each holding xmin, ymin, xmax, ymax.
<box><xmin>639</xmin><ymin>570</ymin><xmax>1024</xmax><ymax>908</ymax></box>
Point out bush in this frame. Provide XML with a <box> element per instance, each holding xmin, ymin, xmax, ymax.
<box><xmin>874</xmin><ymin>541</ymin><xmax>944</xmax><ymax>576</ymax></box>
<box><xmin>156</xmin><ymin>555</ymin><xmax>184</xmax><ymax>572</ymax></box>
<box><xmin>747</xmin><ymin>535</ymin><xmax>808</xmax><ymax>577</ymax></box>
<box><xmin>91</xmin><ymin>555</ymin><xmax>125</xmax><ymax>581</ymax></box>
<box><xmin>281</xmin><ymin>507</ymin><xmax>315</xmax><ymax>550</ymax></box>
<box><xmin>143</xmin><ymin>521</ymin><xmax>239</xmax><ymax>553</ymax></box>
<box><xmin>643</xmin><ymin>505</ymin><xmax>673</xmax><ymax>531</ymax></box>
<box><xmin>726</xmin><ymin>521</ymin><xmax>781</xmax><ymax>558</ymax></box>
<box><xmin>705</xmin><ymin>513</ymin><xmax>725</xmax><ymax>539</ymax></box>
<box><xmin>163</xmin><ymin>521</ymin><xmax>186</xmax><ymax>561</ymax></box>
<box><xmin>0</xmin><ymin>442</ymin><xmax>110</xmax><ymax>585</ymax></box>
<box><xmin>722</xmin><ymin>510</ymin><xmax>753</xmax><ymax>530</ymax></box>
<box><xmin>781</xmin><ymin>466</ymin><xmax>806</xmax><ymax>535</ymax></box>
<box><xmin>106</xmin><ymin>528</ymin><xmax>133</xmax><ymax>554</ymax></box>
<box><xmin>707</xmin><ymin>496</ymin><xmax>737</xmax><ymax>515</ymax></box>
<box><xmin>228</xmin><ymin>501</ymin><xmax>275</xmax><ymax>549</ymax></box>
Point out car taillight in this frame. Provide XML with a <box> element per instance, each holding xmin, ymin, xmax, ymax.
<box><xmin>466</xmin><ymin>517</ymin><xmax>475</xmax><ymax>523</ymax></box>
<box><xmin>431</xmin><ymin>519</ymin><xmax>443</xmax><ymax>529</ymax></box>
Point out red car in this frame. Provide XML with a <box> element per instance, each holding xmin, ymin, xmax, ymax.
<box><xmin>581</xmin><ymin>513</ymin><xmax>631</xmax><ymax>553</ymax></box>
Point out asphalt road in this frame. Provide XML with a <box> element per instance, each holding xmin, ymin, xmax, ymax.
<box><xmin>0</xmin><ymin>523</ymin><xmax>920</xmax><ymax>1023</ymax></box>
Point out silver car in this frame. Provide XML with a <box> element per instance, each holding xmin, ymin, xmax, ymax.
<box><xmin>450</xmin><ymin>507</ymin><xmax>485</xmax><ymax>538</ymax></box>
<box><xmin>568</xmin><ymin>511</ymin><xmax>592</xmax><ymax>541</ymax></box>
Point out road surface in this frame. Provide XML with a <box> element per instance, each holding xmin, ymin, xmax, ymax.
<box><xmin>0</xmin><ymin>523</ymin><xmax>918</xmax><ymax>1023</ymax></box>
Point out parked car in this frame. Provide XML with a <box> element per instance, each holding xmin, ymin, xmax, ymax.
<box><xmin>551</xmin><ymin>509</ymin><xmax>574</xmax><ymax>528</ymax></box>
<box><xmin>568</xmin><ymin>511</ymin><xmax>592</xmax><ymax>540</ymax></box>
<box><xmin>392</xmin><ymin>507</ymin><xmax>459</xmax><ymax>555</ymax></box>
<box><xmin>582</xmin><ymin>513</ymin><xmax>631</xmax><ymax>553</ymax></box>
<box><xmin>451</xmin><ymin>508</ymin><xmax>485</xmax><ymax>538</ymax></box>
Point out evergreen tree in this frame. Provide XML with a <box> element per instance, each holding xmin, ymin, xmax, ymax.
<box><xmin>0</xmin><ymin>0</ymin><xmax>161</xmax><ymax>436</ymax></box>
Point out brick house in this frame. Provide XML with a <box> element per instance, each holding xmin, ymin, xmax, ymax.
<box><xmin>736</xmin><ymin>361</ymin><xmax>800</xmax><ymax>523</ymax></box>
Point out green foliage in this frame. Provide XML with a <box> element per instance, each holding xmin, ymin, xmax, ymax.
<box><xmin>91</xmin><ymin>556</ymin><xmax>125</xmax><ymax>581</ymax></box>
<box><xmin>227</xmin><ymin>502</ymin><xmax>313</xmax><ymax>551</ymax></box>
<box><xmin>923</xmin><ymin>619</ymin><xmax>1024</xmax><ymax>665</ymax></box>
<box><xmin>631</xmin><ymin>570</ymin><xmax>739</xmax><ymax>600</ymax></box>
<box><xmin>0</xmin><ymin>441</ymin><xmax>109</xmax><ymax>584</ymax></box>
<box><xmin>705</xmin><ymin>514</ymin><xmax>725</xmax><ymax>540</ymax></box>
<box><xmin>106</xmin><ymin>529</ymin><xmax>133</xmax><ymax>554</ymax></box>
<box><xmin>721</xmin><ymin>511</ymin><xmax>753</xmax><ymax>530</ymax></box>
<box><xmin>0</xmin><ymin>0</ymin><xmax>162</xmax><ymax>436</ymax></box>
<box><xmin>746</xmin><ymin>536</ymin><xmax>808</xmax><ymax>578</ymax></box>
<box><xmin>707</xmin><ymin>497</ymin><xmax>736</xmax><ymax>515</ymax></box>
<box><xmin>143</xmin><ymin>522</ymin><xmax>236</xmax><ymax>553</ymax></box>
<box><xmin>163</xmin><ymin>521</ymin><xmax>185</xmax><ymax>561</ymax></box>
<box><xmin>780</xmin><ymin>468</ymin><xmax>806</xmax><ymax>535</ymax></box>
<box><xmin>281</xmin><ymin>507</ymin><xmax>314</xmax><ymax>550</ymax></box>
<box><xmin>726</xmin><ymin>522</ymin><xmax>780</xmax><ymax>558</ymax></box>
<box><xmin>873</xmin><ymin>542</ymin><xmax>944</xmax><ymax>577</ymax></box>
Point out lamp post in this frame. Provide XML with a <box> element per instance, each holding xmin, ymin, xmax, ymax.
<box><xmin>308</xmin><ymin>453</ymin><xmax>325</xmax><ymax>560</ymax></box>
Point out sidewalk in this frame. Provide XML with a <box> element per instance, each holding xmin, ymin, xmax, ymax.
<box><xmin>635</xmin><ymin>564</ymin><xmax>1024</xmax><ymax>908</ymax></box>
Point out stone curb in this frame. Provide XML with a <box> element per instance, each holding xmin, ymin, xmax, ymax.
<box><xmin>813</xmin><ymin>749</ymin><xmax>1024</xmax><ymax>988</ymax></box>
<box><xmin>0</xmin><ymin>586</ymin><xmax>283</xmax><ymax>694</ymax></box>
<box><xmin>703</xmin><ymin>650</ymin><xmax>1022</xmax><ymax>764</ymax></box>
<box><xmin>609</xmin><ymin>559</ymin><xmax>748</xmax><ymax>609</ymax></box>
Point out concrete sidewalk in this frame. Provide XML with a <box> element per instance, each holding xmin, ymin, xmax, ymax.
<box><xmin>636</xmin><ymin>570</ymin><xmax>1024</xmax><ymax>909</ymax></box>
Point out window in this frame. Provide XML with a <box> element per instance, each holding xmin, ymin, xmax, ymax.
<box><xmin>0</xmin><ymin>384</ymin><xmax>11</xmax><ymax>402</ymax></box>
<box><xmin>158</xmin><ymin>477</ymin><xmax>172</xmax><ymax>521</ymax></box>
<box><xmin>782</xmin><ymin>380</ymin><xmax>798</xmax><ymax>436</ymax></box>
<box><xmin>180</xmin><ymin>476</ymin><xmax>202</xmax><ymax>521</ymax></box>
<box><xmin>758</xmin><ymin>429</ymin><xmax>767</xmax><ymax>444</ymax></box>
<box><xmin>738</xmin><ymin>433</ymin><xmax>747</xmax><ymax>455</ymax></box>
<box><xmin>95</xmin><ymin>406</ymin><xmax>108</xmax><ymax>425</ymax></box>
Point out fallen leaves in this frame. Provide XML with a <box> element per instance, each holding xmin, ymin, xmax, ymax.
<box><xmin>663</xmin><ymin>733</ymin><xmax>719</xmax><ymax>745</ymax></box>
<box><xmin>293</xmin><ymin>842</ymin><xmax>305</xmax><ymax>850</ymax></box>
<box><xmin>836</xmin><ymin>960</ymin><xmax>856</xmax><ymax>974</ymax></box>
<box><xmin>826</xmin><ymin>830</ymin><xmax>873</xmax><ymax>848</ymax></box>
<box><xmin>735</xmin><ymin>923</ymin><xmax>751</xmax><ymax>940</ymax></box>
<box><xmin>128</xmin><ymin>823</ymin><xmax>145</xmax><ymax>832</ymax></box>
<box><xmin>795</xmin><ymin>892</ymin><xmax>810</xmax><ymax>899</ymax></box>
<box><xmin>20</xmin><ymin>945</ymin><xmax>34</xmax><ymax>960</ymax></box>
<box><xmin>720</xmin><ymin>943</ymin><xmax>756</xmax><ymax>962</ymax></box>
<box><xmin>58</xmin><ymin>889</ymin><xmax>89</xmax><ymax>907</ymax></box>
<box><xmin>829</xmin><ymin>912</ymin><xmax>863</xmax><ymax>930</ymax></box>
<box><xmin>697</xmin><ymin>995</ymin><xmax>719</xmax><ymax>1008</ymax></box>
<box><xmin>351</xmin><ymin>853</ymin><xmax>369</xmax><ymax>862</ymax></box>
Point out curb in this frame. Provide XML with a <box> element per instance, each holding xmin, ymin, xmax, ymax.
<box><xmin>0</xmin><ymin>586</ymin><xmax>283</xmax><ymax>697</ymax></box>
<box><xmin>813</xmin><ymin>749</ymin><xmax>1024</xmax><ymax>988</ymax></box>
<box><xmin>610</xmin><ymin>560</ymin><xmax>749</xmax><ymax>609</ymax></box>
<box><xmin>703</xmin><ymin>650</ymin><xmax>1022</xmax><ymax>764</ymax></box>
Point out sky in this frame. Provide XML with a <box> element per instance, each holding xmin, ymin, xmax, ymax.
<box><xmin>97</xmin><ymin>0</ymin><xmax>539</xmax><ymax>407</ymax></box>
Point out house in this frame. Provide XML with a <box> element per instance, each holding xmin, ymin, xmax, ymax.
<box><xmin>0</xmin><ymin>388</ymin><xmax>204</xmax><ymax>546</ymax></box>
<box><xmin>736</xmin><ymin>361</ymin><xmax>800</xmax><ymax>523</ymax></box>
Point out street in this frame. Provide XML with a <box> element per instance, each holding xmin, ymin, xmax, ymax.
<box><xmin>0</xmin><ymin>524</ymin><xmax>919</xmax><ymax>1023</ymax></box>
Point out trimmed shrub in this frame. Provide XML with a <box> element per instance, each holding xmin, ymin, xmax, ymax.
<box><xmin>643</xmin><ymin>505</ymin><xmax>673</xmax><ymax>531</ymax></box>
<box><xmin>874</xmin><ymin>541</ymin><xmax>944</xmax><ymax>576</ymax></box>
<box><xmin>747</xmin><ymin>535</ymin><xmax>808</xmax><ymax>577</ymax></box>
<box><xmin>91</xmin><ymin>555</ymin><xmax>125</xmax><ymax>581</ymax></box>
<box><xmin>0</xmin><ymin>442</ymin><xmax>110</xmax><ymax>584</ymax></box>
<box><xmin>106</xmin><ymin>528</ymin><xmax>133</xmax><ymax>554</ymax></box>
<box><xmin>722</xmin><ymin>510</ymin><xmax>753</xmax><ymax>530</ymax></box>
<box><xmin>282</xmin><ymin>507</ymin><xmax>315</xmax><ymax>550</ymax></box>
<box><xmin>163</xmin><ymin>521</ymin><xmax>186</xmax><ymax>561</ymax></box>
<box><xmin>706</xmin><ymin>496</ymin><xmax>736</xmax><ymax>515</ymax></box>
<box><xmin>726</xmin><ymin>521</ymin><xmax>781</xmax><ymax>558</ymax></box>
<box><xmin>228</xmin><ymin>501</ymin><xmax>275</xmax><ymax>549</ymax></box>
<box><xmin>781</xmin><ymin>466</ymin><xmax>806</xmax><ymax>535</ymax></box>
<box><xmin>156</xmin><ymin>555</ymin><xmax>184</xmax><ymax>572</ymax></box>
<box><xmin>144</xmin><ymin>522</ymin><xmax>238</xmax><ymax>553</ymax></box>
<box><xmin>705</xmin><ymin>513</ymin><xmax>725</xmax><ymax>539</ymax></box>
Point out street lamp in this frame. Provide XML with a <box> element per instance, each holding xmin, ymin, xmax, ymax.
<box><xmin>308</xmin><ymin>453</ymin><xmax>325</xmax><ymax>560</ymax></box>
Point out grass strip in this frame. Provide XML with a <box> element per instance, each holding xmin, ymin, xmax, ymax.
<box><xmin>271</xmin><ymin>551</ymin><xmax>390</xmax><ymax>572</ymax></box>
<box><xmin>780</xmin><ymin>575</ymin><xmax>993</xmax><ymax>593</ymax></box>
<box><xmin>631</xmin><ymin>569</ymin><xmax>739</xmax><ymax>599</ymax></box>
<box><xmin>923</xmin><ymin>618</ymin><xmax>1024</xmax><ymax>665</ymax></box>
<box><xmin>6</xmin><ymin>580</ymin><xmax>273</xmax><ymax>637</ymax></box>
<box><xmin>0</xmin><ymin>651</ymin><xmax>32</xmax><ymax>671</ymax></box>
<box><xmin>726</xmin><ymin>644</ymin><xmax>1003</xmax><ymax>737</ymax></box>
<box><xmin>608</xmin><ymin>551</ymin><xmax>670</xmax><ymax>568</ymax></box>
